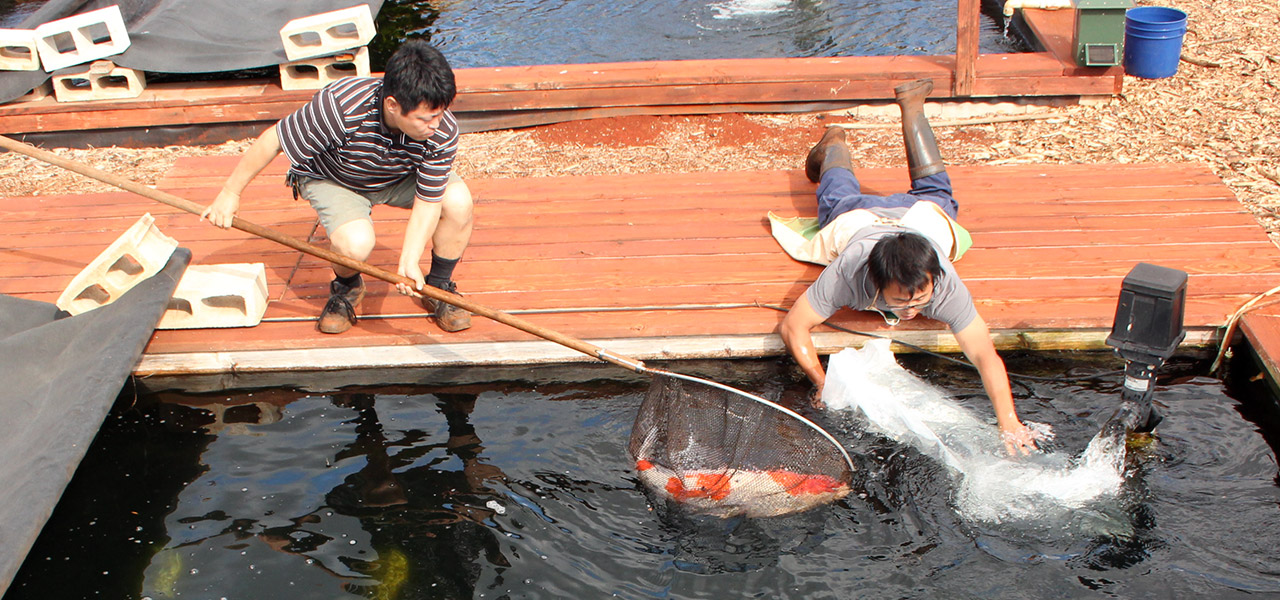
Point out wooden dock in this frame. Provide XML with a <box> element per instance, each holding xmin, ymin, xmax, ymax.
<box><xmin>2</xmin><ymin>155</ymin><xmax>1274</xmax><ymax>392</ymax></box>
<box><xmin>0</xmin><ymin>9</ymin><xmax>1119</xmax><ymax>143</ymax></box>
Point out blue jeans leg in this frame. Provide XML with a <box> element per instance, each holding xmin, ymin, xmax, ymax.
<box><xmin>816</xmin><ymin>168</ymin><xmax>959</xmax><ymax>227</ymax></box>
<box><xmin>907</xmin><ymin>172</ymin><xmax>958</xmax><ymax>220</ymax></box>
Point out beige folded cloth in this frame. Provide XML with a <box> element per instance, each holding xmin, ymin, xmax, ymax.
<box><xmin>768</xmin><ymin>201</ymin><xmax>972</xmax><ymax>266</ymax></box>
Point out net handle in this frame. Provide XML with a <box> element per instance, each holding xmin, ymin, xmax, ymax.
<box><xmin>646</xmin><ymin>368</ymin><xmax>857</xmax><ymax>474</ymax></box>
<box><xmin>0</xmin><ymin>133</ymin><xmax>648</xmax><ymax>372</ymax></box>
<box><xmin>0</xmin><ymin>134</ymin><xmax>855</xmax><ymax>472</ymax></box>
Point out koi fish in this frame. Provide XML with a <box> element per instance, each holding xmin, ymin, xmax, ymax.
<box><xmin>635</xmin><ymin>459</ymin><xmax>851</xmax><ymax>518</ymax></box>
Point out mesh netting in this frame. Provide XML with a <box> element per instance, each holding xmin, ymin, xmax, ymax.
<box><xmin>628</xmin><ymin>372</ymin><xmax>854</xmax><ymax>518</ymax></box>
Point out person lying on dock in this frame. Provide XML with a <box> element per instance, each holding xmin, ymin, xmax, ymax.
<box><xmin>201</xmin><ymin>41</ymin><xmax>473</xmax><ymax>334</ymax></box>
<box><xmin>778</xmin><ymin>78</ymin><xmax>1040</xmax><ymax>456</ymax></box>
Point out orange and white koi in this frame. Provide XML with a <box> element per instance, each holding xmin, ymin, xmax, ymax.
<box><xmin>635</xmin><ymin>459</ymin><xmax>851</xmax><ymax>518</ymax></box>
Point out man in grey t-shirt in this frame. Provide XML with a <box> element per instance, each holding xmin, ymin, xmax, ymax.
<box><xmin>779</xmin><ymin>79</ymin><xmax>1038</xmax><ymax>455</ymax></box>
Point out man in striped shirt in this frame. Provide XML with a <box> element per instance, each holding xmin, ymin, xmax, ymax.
<box><xmin>201</xmin><ymin>41</ymin><xmax>473</xmax><ymax>334</ymax></box>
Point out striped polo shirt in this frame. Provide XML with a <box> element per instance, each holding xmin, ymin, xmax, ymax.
<box><xmin>276</xmin><ymin>77</ymin><xmax>458</xmax><ymax>202</ymax></box>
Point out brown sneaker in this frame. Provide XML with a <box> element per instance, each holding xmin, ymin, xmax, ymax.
<box><xmin>420</xmin><ymin>280</ymin><xmax>472</xmax><ymax>332</ymax></box>
<box><xmin>317</xmin><ymin>277</ymin><xmax>365</xmax><ymax>334</ymax></box>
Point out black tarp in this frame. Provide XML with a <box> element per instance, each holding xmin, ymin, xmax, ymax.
<box><xmin>0</xmin><ymin>0</ymin><xmax>383</xmax><ymax>102</ymax></box>
<box><xmin>0</xmin><ymin>248</ymin><xmax>190</xmax><ymax>594</ymax></box>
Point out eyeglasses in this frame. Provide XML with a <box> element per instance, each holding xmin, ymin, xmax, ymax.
<box><xmin>872</xmin><ymin>288</ymin><xmax>933</xmax><ymax>313</ymax></box>
<box><xmin>884</xmin><ymin>298</ymin><xmax>933</xmax><ymax>312</ymax></box>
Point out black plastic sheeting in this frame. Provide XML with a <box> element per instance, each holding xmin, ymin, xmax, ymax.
<box><xmin>0</xmin><ymin>0</ymin><xmax>382</xmax><ymax>102</ymax></box>
<box><xmin>0</xmin><ymin>248</ymin><xmax>190</xmax><ymax>595</ymax></box>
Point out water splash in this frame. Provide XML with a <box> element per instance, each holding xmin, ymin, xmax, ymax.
<box><xmin>708</xmin><ymin>0</ymin><xmax>792</xmax><ymax>19</ymax></box>
<box><xmin>822</xmin><ymin>340</ymin><xmax>1127</xmax><ymax>525</ymax></box>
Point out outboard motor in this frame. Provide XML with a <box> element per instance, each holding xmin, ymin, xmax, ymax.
<box><xmin>1105</xmin><ymin>263</ymin><xmax>1188</xmax><ymax>433</ymax></box>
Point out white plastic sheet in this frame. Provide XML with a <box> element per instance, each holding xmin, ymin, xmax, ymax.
<box><xmin>823</xmin><ymin>340</ymin><xmax>1127</xmax><ymax>524</ymax></box>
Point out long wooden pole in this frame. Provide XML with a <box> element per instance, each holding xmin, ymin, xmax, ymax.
<box><xmin>0</xmin><ymin>134</ymin><xmax>862</xmax><ymax>475</ymax></box>
<box><xmin>0</xmin><ymin>134</ymin><xmax>647</xmax><ymax>373</ymax></box>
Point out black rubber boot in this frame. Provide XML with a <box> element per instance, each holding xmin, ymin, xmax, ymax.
<box><xmin>893</xmin><ymin>78</ymin><xmax>946</xmax><ymax>180</ymax></box>
<box><xmin>804</xmin><ymin>126</ymin><xmax>853</xmax><ymax>183</ymax></box>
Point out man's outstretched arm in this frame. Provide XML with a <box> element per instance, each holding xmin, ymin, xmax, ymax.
<box><xmin>780</xmin><ymin>291</ymin><xmax>831</xmax><ymax>406</ymax></box>
<box><xmin>953</xmin><ymin>314</ymin><xmax>1039</xmax><ymax>455</ymax></box>
<box><xmin>202</xmin><ymin>124</ymin><xmax>283</xmax><ymax>229</ymax></box>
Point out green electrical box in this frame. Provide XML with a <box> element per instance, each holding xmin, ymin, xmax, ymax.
<box><xmin>1073</xmin><ymin>0</ymin><xmax>1133</xmax><ymax>66</ymax></box>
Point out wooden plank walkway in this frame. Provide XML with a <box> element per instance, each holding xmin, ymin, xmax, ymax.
<box><xmin>0</xmin><ymin>9</ymin><xmax>1119</xmax><ymax>139</ymax></box>
<box><xmin>2</xmin><ymin>156</ymin><xmax>1275</xmax><ymax>391</ymax></box>
<box><xmin>1242</xmin><ymin>314</ymin><xmax>1280</xmax><ymax>384</ymax></box>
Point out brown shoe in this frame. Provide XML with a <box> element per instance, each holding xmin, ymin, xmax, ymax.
<box><xmin>804</xmin><ymin>126</ymin><xmax>853</xmax><ymax>183</ymax></box>
<box><xmin>421</xmin><ymin>281</ymin><xmax>472</xmax><ymax>332</ymax></box>
<box><xmin>317</xmin><ymin>276</ymin><xmax>365</xmax><ymax>334</ymax></box>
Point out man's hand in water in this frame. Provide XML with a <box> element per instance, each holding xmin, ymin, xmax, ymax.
<box><xmin>1001</xmin><ymin>421</ymin><xmax>1040</xmax><ymax>456</ymax></box>
<box><xmin>807</xmin><ymin>386</ymin><xmax>825</xmax><ymax>409</ymax></box>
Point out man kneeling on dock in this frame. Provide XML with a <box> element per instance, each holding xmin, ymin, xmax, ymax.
<box><xmin>779</xmin><ymin>78</ymin><xmax>1039</xmax><ymax>455</ymax></box>
<box><xmin>202</xmin><ymin>41</ymin><xmax>473</xmax><ymax>334</ymax></box>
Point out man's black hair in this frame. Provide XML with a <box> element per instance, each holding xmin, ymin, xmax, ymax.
<box><xmin>383</xmin><ymin>40</ymin><xmax>456</xmax><ymax>112</ymax></box>
<box><xmin>868</xmin><ymin>232</ymin><xmax>944</xmax><ymax>295</ymax></box>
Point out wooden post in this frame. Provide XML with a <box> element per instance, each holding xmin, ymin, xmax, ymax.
<box><xmin>955</xmin><ymin>0</ymin><xmax>980</xmax><ymax>96</ymax></box>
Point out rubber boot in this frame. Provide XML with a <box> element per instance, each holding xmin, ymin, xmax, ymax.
<box><xmin>893</xmin><ymin>78</ymin><xmax>945</xmax><ymax>180</ymax></box>
<box><xmin>804</xmin><ymin>126</ymin><xmax>853</xmax><ymax>183</ymax></box>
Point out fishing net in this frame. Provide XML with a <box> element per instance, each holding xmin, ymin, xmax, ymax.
<box><xmin>628</xmin><ymin>372</ymin><xmax>855</xmax><ymax>518</ymax></box>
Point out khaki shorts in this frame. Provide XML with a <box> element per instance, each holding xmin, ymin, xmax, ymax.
<box><xmin>290</xmin><ymin>175</ymin><xmax>419</xmax><ymax>234</ymax></box>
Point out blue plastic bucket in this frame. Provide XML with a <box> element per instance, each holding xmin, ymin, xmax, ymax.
<box><xmin>1123</xmin><ymin>7</ymin><xmax>1189</xmax><ymax>79</ymax></box>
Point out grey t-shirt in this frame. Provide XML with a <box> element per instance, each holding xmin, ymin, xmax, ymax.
<box><xmin>805</xmin><ymin>207</ymin><xmax>978</xmax><ymax>332</ymax></box>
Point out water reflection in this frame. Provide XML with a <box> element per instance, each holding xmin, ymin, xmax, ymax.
<box><xmin>10</xmin><ymin>357</ymin><xmax>1280</xmax><ymax>599</ymax></box>
<box><xmin>130</xmin><ymin>391</ymin><xmax>515</xmax><ymax>599</ymax></box>
<box><xmin>323</xmin><ymin>392</ymin><xmax>507</xmax><ymax>598</ymax></box>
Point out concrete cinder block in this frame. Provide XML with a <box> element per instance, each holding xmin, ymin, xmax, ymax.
<box><xmin>157</xmin><ymin>263</ymin><xmax>269</xmax><ymax>330</ymax></box>
<box><xmin>12</xmin><ymin>80</ymin><xmax>53</xmax><ymax>103</ymax></box>
<box><xmin>280</xmin><ymin>4</ymin><xmax>375</xmax><ymax>61</ymax></box>
<box><xmin>56</xmin><ymin>213</ymin><xmax>179</xmax><ymax>316</ymax></box>
<box><xmin>0</xmin><ymin>29</ymin><xmax>40</xmax><ymax>71</ymax></box>
<box><xmin>34</xmin><ymin>5</ymin><xmax>131</xmax><ymax>72</ymax></box>
<box><xmin>279</xmin><ymin>46</ymin><xmax>369</xmax><ymax>91</ymax></box>
<box><xmin>52</xmin><ymin>59</ymin><xmax>145</xmax><ymax>102</ymax></box>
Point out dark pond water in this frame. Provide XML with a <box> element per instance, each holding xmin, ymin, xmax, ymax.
<box><xmin>7</xmin><ymin>352</ymin><xmax>1280</xmax><ymax>599</ymax></box>
<box><xmin>0</xmin><ymin>0</ymin><xmax>1031</xmax><ymax>94</ymax></box>
<box><xmin>0</xmin><ymin>0</ymin><xmax>1027</xmax><ymax>69</ymax></box>
<box><xmin>376</xmin><ymin>0</ymin><xmax>1027</xmax><ymax>70</ymax></box>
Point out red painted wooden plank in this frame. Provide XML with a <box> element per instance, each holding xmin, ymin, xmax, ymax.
<box><xmin>1020</xmin><ymin>8</ymin><xmax>1124</xmax><ymax>79</ymax></box>
<box><xmin>264</xmin><ymin>272</ymin><xmax>1279</xmax><ymax>314</ymax></box>
<box><xmin>1241</xmin><ymin>313</ymin><xmax>1280</xmax><ymax>379</ymax></box>
<box><xmin>140</xmin><ymin>293</ymin><xmax>1245</xmax><ymax>356</ymax></box>
<box><xmin>956</xmin><ymin>0</ymin><xmax>982</xmax><ymax>96</ymax></box>
<box><xmin>0</xmin><ymin>219</ymin><xmax>320</xmax><ymax>250</ymax></box>
<box><xmin>3</xmin><ymin>160</ymin><xmax>1270</xmax><ymax>370</ymax></box>
<box><xmin>453</xmin><ymin>56</ymin><xmax>955</xmax><ymax>91</ymax></box>
<box><xmin>977</xmin><ymin>226</ymin><xmax>1270</xmax><ymax>247</ymax></box>
<box><xmin>155</xmin><ymin>159</ymin><xmax>1223</xmax><ymax>198</ymax></box>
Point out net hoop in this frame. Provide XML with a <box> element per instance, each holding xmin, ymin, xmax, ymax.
<box><xmin>645</xmin><ymin>367</ymin><xmax>856</xmax><ymax>474</ymax></box>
